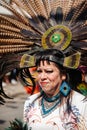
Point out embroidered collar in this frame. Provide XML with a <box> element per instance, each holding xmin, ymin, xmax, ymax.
<box><xmin>41</xmin><ymin>93</ymin><xmax>61</xmax><ymax>117</ymax></box>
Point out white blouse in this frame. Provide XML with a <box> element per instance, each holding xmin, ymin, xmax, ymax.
<box><xmin>23</xmin><ymin>91</ymin><xmax>87</xmax><ymax>130</ymax></box>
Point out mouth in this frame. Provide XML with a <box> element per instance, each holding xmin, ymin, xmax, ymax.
<box><xmin>40</xmin><ymin>82</ymin><xmax>48</xmax><ymax>86</ymax></box>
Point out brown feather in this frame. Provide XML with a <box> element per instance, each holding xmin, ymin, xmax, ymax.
<box><xmin>42</xmin><ymin>0</ymin><xmax>51</xmax><ymax>17</ymax></box>
<box><xmin>70</xmin><ymin>0</ymin><xmax>87</xmax><ymax>23</ymax></box>
<box><xmin>0</xmin><ymin>0</ymin><xmax>29</xmax><ymax>24</ymax></box>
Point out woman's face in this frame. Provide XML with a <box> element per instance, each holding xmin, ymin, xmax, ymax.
<box><xmin>37</xmin><ymin>60</ymin><xmax>65</xmax><ymax>97</ymax></box>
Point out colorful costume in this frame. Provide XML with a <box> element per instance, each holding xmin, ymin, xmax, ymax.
<box><xmin>24</xmin><ymin>91</ymin><xmax>87</xmax><ymax>130</ymax></box>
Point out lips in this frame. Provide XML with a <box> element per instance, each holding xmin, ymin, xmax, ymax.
<box><xmin>40</xmin><ymin>82</ymin><xmax>48</xmax><ymax>86</ymax></box>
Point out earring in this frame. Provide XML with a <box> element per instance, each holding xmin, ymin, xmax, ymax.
<box><xmin>60</xmin><ymin>81</ymin><xmax>71</xmax><ymax>97</ymax></box>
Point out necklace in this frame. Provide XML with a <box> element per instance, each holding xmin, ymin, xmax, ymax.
<box><xmin>41</xmin><ymin>93</ymin><xmax>61</xmax><ymax>117</ymax></box>
<box><xmin>43</xmin><ymin>92</ymin><xmax>60</xmax><ymax>102</ymax></box>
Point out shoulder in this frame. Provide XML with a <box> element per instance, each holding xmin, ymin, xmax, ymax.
<box><xmin>71</xmin><ymin>90</ymin><xmax>87</xmax><ymax>104</ymax></box>
<box><xmin>72</xmin><ymin>90</ymin><xmax>85</xmax><ymax>98</ymax></box>
<box><xmin>24</xmin><ymin>92</ymin><xmax>41</xmax><ymax>107</ymax></box>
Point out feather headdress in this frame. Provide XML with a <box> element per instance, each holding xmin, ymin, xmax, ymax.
<box><xmin>0</xmin><ymin>0</ymin><xmax>87</xmax><ymax>103</ymax></box>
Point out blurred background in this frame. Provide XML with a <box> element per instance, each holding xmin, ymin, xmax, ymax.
<box><xmin>0</xmin><ymin>70</ymin><xmax>29</xmax><ymax>130</ymax></box>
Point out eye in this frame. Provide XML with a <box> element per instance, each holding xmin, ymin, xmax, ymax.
<box><xmin>37</xmin><ymin>69</ymin><xmax>42</xmax><ymax>73</ymax></box>
<box><xmin>45</xmin><ymin>70</ymin><xmax>53</xmax><ymax>73</ymax></box>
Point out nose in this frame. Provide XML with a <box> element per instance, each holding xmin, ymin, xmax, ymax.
<box><xmin>40</xmin><ymin>72</ymin><xmax>47</xmax><ymax>80</ymax></box>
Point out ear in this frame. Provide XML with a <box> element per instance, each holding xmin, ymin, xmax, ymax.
<box><xmin>62</xmin><ymin>75</ymin><xmax>66</xmax><ymax>80</ymax></box>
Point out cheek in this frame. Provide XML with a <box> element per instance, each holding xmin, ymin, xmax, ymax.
<box><xmin>50</xmin><ymin>73</ymin><xmax>61</xmax><ymax>83</ymax></box>
<box><xmin>36</xmin><ymin>75</ymin><xmax>41</xmax><ymax>82</ymax></box>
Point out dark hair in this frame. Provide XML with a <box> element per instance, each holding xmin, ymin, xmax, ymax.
<box><xmin>35</xmin><ymin>48</ymin><xmax>66</xmax><ymax>75</ymax></box>
<box><xmin>35</xmin><ymin>49</ymin><xmax>64</xmax><ymax>66</ymax></box>
<box><xmin>20</xmin><ymin>49</ymin><xmax>82</xmax><ymax>94</ymax></box>
<box><xmin>35</xmin><ymin>49</ymin><xmax>82</xmax><ymax>88</ymax></box>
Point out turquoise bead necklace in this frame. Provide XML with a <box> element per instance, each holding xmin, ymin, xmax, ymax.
<box><xmin>41</xmin><ymin>92</ymin><xmax>61</xmax><ymax>117</ymax></box>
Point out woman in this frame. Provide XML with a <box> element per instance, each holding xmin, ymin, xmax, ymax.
<box><xmin>23</xmin><ymin>49</ymin><xmax>87</xmax><ymax>130</ymax></box>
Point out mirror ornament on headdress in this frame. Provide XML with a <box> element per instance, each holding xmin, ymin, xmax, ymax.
<box><xmin>42</xmin><ymin>25</ymin><xmax>72</xmax><ymax>50</ymax></box>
